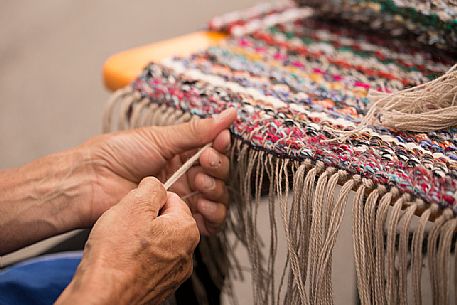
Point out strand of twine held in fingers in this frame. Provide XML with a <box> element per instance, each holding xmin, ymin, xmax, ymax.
<box><xmin>164</xmin><ymin>143</ymin><xmax>212</xmax><ymax>191</ymax></box>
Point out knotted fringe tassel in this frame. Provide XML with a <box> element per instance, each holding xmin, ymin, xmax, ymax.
<box><xmin>104</xmin><ymin>89</ymin><xmax>457</xmax><ymax>305</ymax></box>
<box><xmin>361</xmin><ymin>64</ymin><xmax>457</xmax><ymax>132</ymax></box>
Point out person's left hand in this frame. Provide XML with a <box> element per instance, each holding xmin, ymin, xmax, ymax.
<box><xmin>79</xmin><ymin>108</ymin><xmax>237</xmax><ymax>235</ymax></box>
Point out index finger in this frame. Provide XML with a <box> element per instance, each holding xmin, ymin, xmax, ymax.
<box><xmin>160</xmin><ymin>192</ymin><xmax>193</xmax><ymax>217</ymax></box>
<box><xmin>118</xmin><ymin>177</ymin><xmax>167</xmax><ymax>218</ymax></box>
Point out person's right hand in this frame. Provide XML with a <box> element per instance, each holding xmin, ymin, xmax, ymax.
<box><xmin>55</xmin><ymin>177</ymin><xmax>199</xmax><ymax>305</ymax></box>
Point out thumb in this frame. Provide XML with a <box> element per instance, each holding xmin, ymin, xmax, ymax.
<box><xmin>118</xmin><ymin>177</ymin><xmax>167</xmax><ymax>218</ymax></box>
<box><xmin>153</xmin><ymin>108</ymin><xmax>237</xmax><ymax>157</ymax></box>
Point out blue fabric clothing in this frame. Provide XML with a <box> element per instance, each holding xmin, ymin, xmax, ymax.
<box><xmin>0</xmin><ymin>252</ymin><xmax>82</xmax><ymax>305</ymax></box>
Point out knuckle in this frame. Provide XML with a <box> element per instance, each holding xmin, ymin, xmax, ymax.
<box><xmin>127</xmin><ymin>188</ymin><xmax>149</xmax><ymax>204</ymax></box>
<box><xmin>188</xmin><ymin>119</ymin><xmax>204</xmax><ymax>143</ymax></box>
<box><xmin>184</xmin><ymin>259</ymin><xmax>194</xmax><ymax>279</ymax></box>
<box><xmin>190</xmin><ymin>224</ymin><xmax>200</xmax><ymax>247</ymax></box>
<box><xmin>145</xmin><ymin>177</ymin><xmax>167</xmax><ymax>199</ymax></box>
<box><xmin>170</xmin><ymin>256</ymin><xmax>193</xmax><ymax>288</ymax></box>
<box><xmin>181</xmin><ymin>217</ymin><xmax>200</xmax><ymax>249</ymax></box>
<box><xmin>140</xmin><ymin>176</ymin><xmax>163</xmax><ymax>193</ymax></box>
<box><xmin>140</xmin><ymin>176</ymin><xmax>159</xmax><ymax>185</ymax></box>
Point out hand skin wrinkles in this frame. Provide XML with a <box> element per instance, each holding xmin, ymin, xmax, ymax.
<box><xmin>0</xmin><ymin>108</ymin><xmax>236</xmax><ymax>304</ymax></box>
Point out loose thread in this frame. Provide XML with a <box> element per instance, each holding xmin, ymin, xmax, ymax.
<box><xmin>182</xmin><ymin>191</ymin><xmax>200</xmax><ymax>200</ymax></box>
<box><xmin>164</xmin><ymin>143</ymin><xmax>212</xmax><ymax>190</ymax></box>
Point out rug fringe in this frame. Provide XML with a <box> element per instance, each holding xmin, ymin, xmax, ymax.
<box><xmin>104</xmin><ymin>89</ymin><xmax>457</xmax><ymax>305</ymax></box>
<box><xmin>398</xmin><ymin>203</ymin><xmax>417</xmax><ymax>305</ymax></box>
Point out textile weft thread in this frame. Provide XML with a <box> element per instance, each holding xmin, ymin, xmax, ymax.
<box><xmin>104</xmin><ymin>2</ymin><xmax>457</xmax><ymax>305</ymax></box>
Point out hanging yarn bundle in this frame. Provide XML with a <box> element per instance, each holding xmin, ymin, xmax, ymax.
<box><xmin>104</xmin><ymin>1</ymin><xmax>457</xmax><ymax>305</ymax></box>
<box><xmin>363</xmin><ymin>64</ymin><xmax>457</xmax><ymax>132</ymax></box>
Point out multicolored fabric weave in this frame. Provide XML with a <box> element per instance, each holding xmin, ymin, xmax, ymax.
<box><xmin>131</xmin><ymin>4</ymin><xmax>457</xmax><ymax>212</ymax></box>
<box><xmin>295</xmin><ymin>0</ymin><xmax>457</xmax><ymax>52</ymax></box>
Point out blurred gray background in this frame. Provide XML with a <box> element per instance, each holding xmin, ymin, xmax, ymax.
<box><xmin>0</xmin><ymin>1</ymin><xmax>358</xmax><ymax>304</ymax></box>
<box><xmin>0</xmin><ymin>0</ymin><xmax>273</xmax><ymax>168</ymax></box>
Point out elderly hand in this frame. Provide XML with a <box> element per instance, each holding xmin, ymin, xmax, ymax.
<box><xmin>55</xmin><ymin>177</ymin><xmax>199</xmax><ymax>305</ymax></box>
<box><xmin>80</xmin><ymin>108</ymin><xmax>237</xmax><ymax>235</ymax></box>
<box><xmin>0</xmin><ymin>108</ymin><xmax>235</xmax><ymax>255</ymax></box>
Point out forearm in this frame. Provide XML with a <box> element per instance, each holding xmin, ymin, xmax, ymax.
<box><xmin>0</xmin><ymin>147</ymin><xmax>94</xmax><ymax>255</ymax></box>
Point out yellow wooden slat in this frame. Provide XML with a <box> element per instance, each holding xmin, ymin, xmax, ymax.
<box><xmin>103</xmin><ymin>31</ymin><xmax>227</xmax><ymax>91</ymax></box>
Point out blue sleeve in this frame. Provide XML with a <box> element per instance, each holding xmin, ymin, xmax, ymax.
<box><xmin>0</xmin><ymin>252</ymin><xmax>82</xmax><ymax>305</ymax></box>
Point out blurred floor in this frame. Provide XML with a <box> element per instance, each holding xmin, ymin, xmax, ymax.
<box><xmin>0</xmin><ymin>1</ymin><xmax>354</xmax><ymax>304</ymax></box>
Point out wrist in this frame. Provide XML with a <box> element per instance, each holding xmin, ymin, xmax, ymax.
<box><xmin>56</xmin><ymin>254</ymin><xmax>137</xmax><ymax>305</ymax></box>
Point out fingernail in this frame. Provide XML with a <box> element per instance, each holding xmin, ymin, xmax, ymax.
<box><xmin>208</xmin><ymin>150</ymin><xmax>221</xmax><ymax>168</ymax></box>
<box><xmin>201</xmin><ymin>175</ymin><xmax>215</xmax><ymax>190</ymax></box>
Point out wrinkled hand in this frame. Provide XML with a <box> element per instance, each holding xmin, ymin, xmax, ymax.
<box><xmin>80</xmin><ymin>108</ymin><xmax>237</xmax><ymax>235</ymax></box>
<box><xmin>55</xmin><ymin>177</ymin><xmax>199</xmax><ymax>305</ymax></box>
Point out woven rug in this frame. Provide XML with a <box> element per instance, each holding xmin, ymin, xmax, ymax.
<box><xmin>104</xmin><ymin>1</ymin><xmax>457</xmax><ymax>304</ymax></box>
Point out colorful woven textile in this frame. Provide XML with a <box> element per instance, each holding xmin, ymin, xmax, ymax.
<box><xmin>131</xmin><ymin>11</ymin><xmax>455</xmax><ymax>211</ymax></box>
<box><xmin>104</xmin><ymin>2</ymin><xmax>457</xmax><ymax>305</ymax></box>
<box><xmin>295</xmin><ymin>0</ymin><xmax>457</xmax><ymax>52</ymax></box>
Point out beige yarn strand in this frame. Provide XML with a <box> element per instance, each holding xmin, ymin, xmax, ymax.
<box><xmin>437</xmin><ymin>217</ymin><xmax>457</xmax><ymax>305</ymax></box>
<box><xmin>428</xmin><ymin>213</ymin><xmax>449</xmax><ymax>304</ymax></box>
<box><xmin>315</xmin><ymin>174</ymin><xmax>353</xmax><ymax>304</ymax></box>
<box><xmin>164</xmin><ymin>143</ymin><xmax>212</xmax><ymax>190</ymax></box>
<box><xmin>353</xmin><ymin>181</ymin><xmax>368</xmax><ymax>305</ymax></box>
<box><xmin>398</xmin><ymin>204</ymin><xmax>417</xmax><ymax>305</ymax></box>
<box><xmin>363</xmin><ymin>185</ymin><xmax>383</xmax><ymax>305</ymax></box>
<box><xmin>385</xmin><ymin>196</ymin><xmax>405</xmax><ymax>305</ymax></box>
<box><xmin>374</xmin><ymin>190</ymin><xmax>394</xmax><ymax>305</ymax></box>
<box><xmin>411</xmin><ymin>207</ymin><xmax>431</xmax><ymax>305</ymax></box>
<box><xmin>363</xmin><ymin>64</ymin><xmax>457</xmax><ymax>132</ymax></box>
